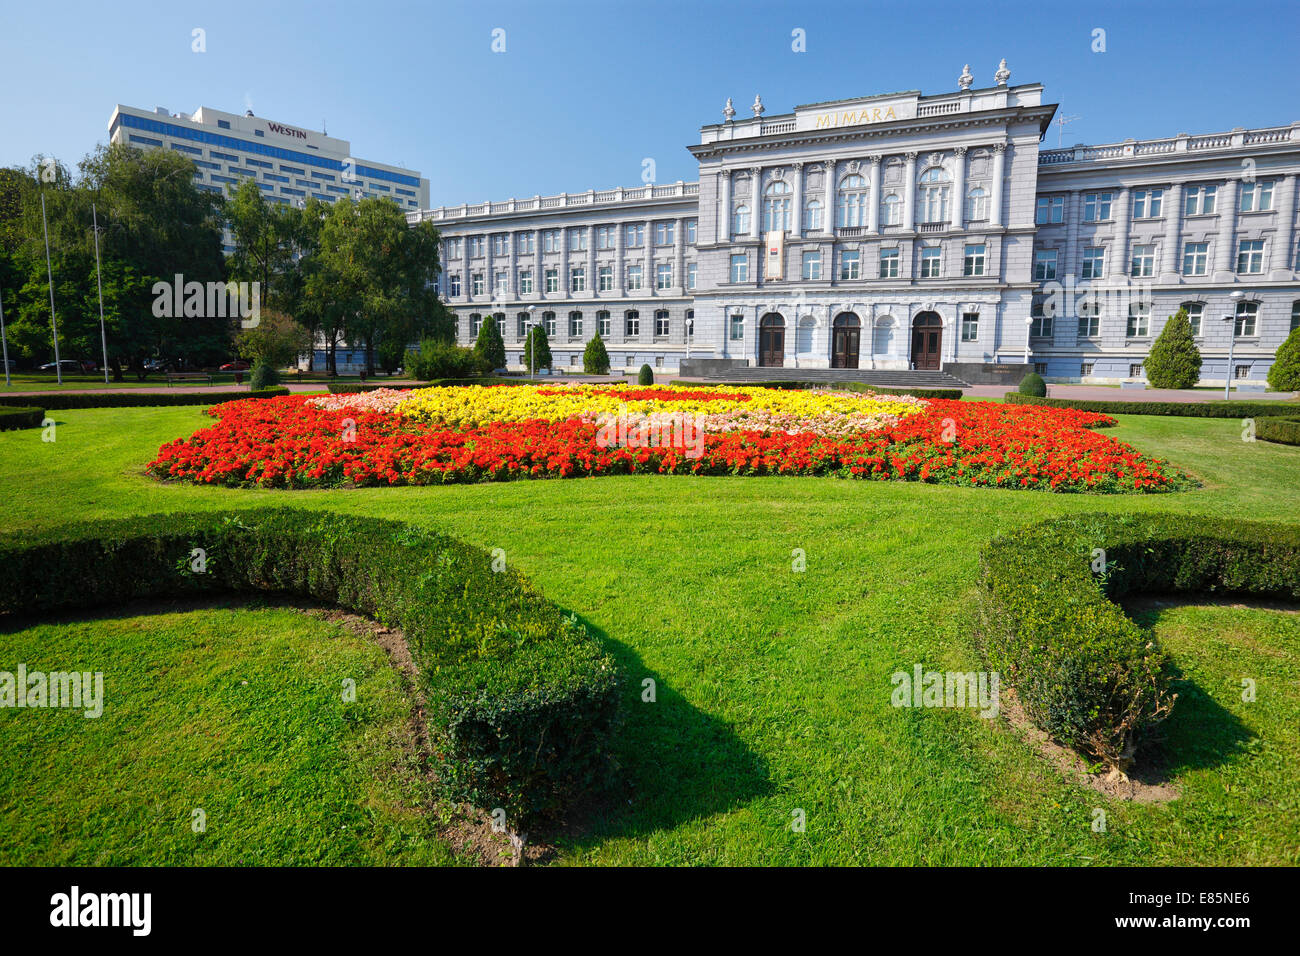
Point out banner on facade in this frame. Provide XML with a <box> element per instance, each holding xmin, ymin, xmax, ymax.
<box><xmin>764</xmin><ymin>230</ymin><xmax>784</xmax><ymax>280</ymax></box>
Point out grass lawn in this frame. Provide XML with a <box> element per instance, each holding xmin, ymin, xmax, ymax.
<box><xmin>0</xmin><ymin>404</ymin><xmax>1297</xmax><ymax>865</ymax></box>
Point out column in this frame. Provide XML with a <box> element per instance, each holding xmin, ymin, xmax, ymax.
<box><xmin>587</xmin><ymin>228</ymin><xmax>596</xmax><ymax>301</ymax></box>
<box><xmin>1112</xmin><ymin>187</ymin><xmax>1132</xmax><ymax>282</ymax></box>
<box><xmin>950</xmin><ymin>146</ymin><xmax>967</xmax><ymax>230</ymax></box>
<box><xmin>507</xmin><ymin>232</ymin><xmax>517</xmax><ymax>329</ymax></box>
<box><xmin>559</xmin><ymin>227</ymin><xmax>569</xmax><ymax>305</ymax></box>
<box><xmin>717</xmin><ymin>170</ymin><xmax>731</xmax><ymax>243</ymax></box>
<box><xmin>643</xmin><ymin>218</ymin><xmax>654</xmax><ymax>306</ymax></box>
<box><xmin>902</xmin><ymin>152</ymin><xmax>918</xmax><ymax>231</ymax></box>
<box><xmin>1271</xmin><ymin>173</ymin><xmax>1297</xmax><ymax>276</ymax></box>
<box><xmin>615</xmin><ymin>221</ymin><xmax>625</xmax><ymax>295</ymax></box>
<box><xmin>674</xmin><ymin>218</ymin><xmax>685</xmax><ymax>294</ymax></box>
<box><xmin>1213</xmin><ymin>180</ymin><xmax>1239</xmax><ymax>279</ymax></box>
<box><xmin>460</xmin><ymin>239</ymin><xmax>470</xmax><ymax>302</ymax></box>
<box><xmin>749</xmin><ymin>167</ymin><xmax>762</xmax><ymax>240</ymax></box>
<box><xmin>1159</xmin><ymin>183</ymin><xmax>1183</xmax><ymax>279</ymax></box>
<box><xmin>866</xmin><ymin>156</ymin><xmax>881</xmax><ymax>234</ymax></box>
<box><xmin>484</xmin><ymin>234</ymin><xmax>493</xmax><ymax>306</ymax></box>
<box><xmin>989</xmin><ymin>144</ymin><xmax>1006</xmax><ymax>227</ymax></box>
<box><xmin>790</xmin><ymin>163</ymin><xmax>803</xmax><ymax>236</ymax></box>
<box><xmin>1064</xmin><ymin>190</ymin><xmax>1081</xmax><ymax>277</ymax></box>
<box><xmin>821</xmin><ymin>161</ymin><xmax>835</xmax><ymax>238</ymax></box>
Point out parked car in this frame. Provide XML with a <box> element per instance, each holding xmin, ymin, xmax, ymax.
<box><xmin>78</xmin><ymin>359</ymin><xmax>98</xmax><ymax>373</ymax></box>
<box><xmin>38</xmin><ymin>359</ymin><xmax>84</xmax><ymax>373</ymax></box>
<box><xmin>143</xmin><ymin>359</ymin><xmax>171</xmax><ymax>373</ymax></box>
<box><xmin>219</xmin><ymin>360</ymin><xmax>251</xmax><ymax>372</ymax></box>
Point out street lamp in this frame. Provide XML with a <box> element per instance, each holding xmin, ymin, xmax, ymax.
<box><xmin>1223</xmin><ymin>290</ymin><xmax>1246</xmax><ymax>400</ymax></box>
<box><xmin>1024</xmin><ymin>314</ymin><xmax>1035</xmax><ymax>367</ymax></box>
<box><xmin>527</xmin><ymin>305</ymin><xmax>537</xmax><ymax>380</ymax></box>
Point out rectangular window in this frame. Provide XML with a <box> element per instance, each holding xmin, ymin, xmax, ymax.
<box><xmin>1080</xmin><ymin>362</ymin><xmax>1094</xmax><ymax>377</ymax></box>
<box><xmin>1182</xmin><ymin>241</ymin><xmax>1209</xmax><ymax>276</ymax></box>
<box><xmin>686</xmin><ymin>220</ymin><xmax>698</xmax><ymax>244</ymax></box>
<box><xmin>625</xmin><ymin>224</ymin><xmax>644</xmax><ymax>247</ymax></box>
<box><xmin>598</xmin><ymin>312</ymin><xmax>611</xmax><ymax>337</ymax></box>
<box><xmin>919</xmin><ymin>247</ymin><xmax>941</xmax><ymax>279</ymax></box>
<box><xmin>492</xmin><ymin>234</ymin><xmax>509</xmax><ymax>256</ymax></box>
<box><xmin>1184</xmin><ymin>184</ymin><xmax>1217</xmax><ymax>216</ymax></box>
<box><xmin>879</xmin><ymin>248</ymin><xmax>899</xmax><ymax>278</ymax></box>
<box><xmin>470</xmin><ymin>314</ymin><xmax>482</xmax><ymax>338</ymax></box>
<box><xmin>569</xmin><ymin>313</ymin><xmax>583</xmax><ymax>337</ymax></box>
<box><xmin>544</xmin><ymin>313</ymin><xmax>556</xmax><ymax>337</ymax></box>
<box><xmin>1235</xmin><ymin>365</ymin><xmax>1251</xmax><ymax>380</ymax></box>
<box><xmin>1235</xmin><ymin>302</ymin><xmax>1258</xmax><ymax>337</ymax></box>
<box><xmin>598</xmin><ymin>265</ymin><xmax>613</xmax><ymax>291</ymax></box>
<box><xmin>655</xmin><ymin>222</ymin><xmax>675</xmax><ymax>246</ymax></box>
<box><xmin>448</xmin><ymin>274</ymin><xmax>462</xmax><ymax>297</ymax></box>
<box><xmin>1076</xmin><ymin>310</ymin><xmax>1100</xmax><ymax>338</ymax></box>
<box><xmin>627</xmin><ymin>264</ymin><xmax>643</xmax><ymax>290</ymax></box>
<box><xmin>656</xmin><ymin>263</ymin><xmax>673</xmax><ymax>289</ymax></box>
<box><xmin>1082</xmin><ymin>192</ymin><xmax>1113</xmax><ymax>222</ymax></box>
<box><xmin>545</xmin><ymin>268</ymin><xmax>559</xmax><ymax>293</ymax></box>
<box><xmin>517</xmin><ymin>232</ymin><xmax>534</xmax><ymax>255</ymax></box>
<box><xmin>596</xmin><ymin>226</ymin><xmax>616</xmax><ymax>250</ymax></box>
<box><xmin>1239</xmin><ymin>181</ymin><xmax>1274</xmax><ymax>212</ymax></box>
<box><xmin>543</xmin><ymin>230</ymin><xmax>561</xmax><ymax>253</ymax></box>
<box><xmin>570</xmin><ymin>267</ymin><xmax>586</xmax><ymax>293</ymax></box>
<box><xmin>1184</xmin><ymin>303</ymin><xmax>1203</xmax><ymax>337</ymax></box>
<box><xmin>494</xmin><ymin>271</ymin><xmax>508</xmax><ymax>295</ymax></box>
<box><xmin>568</xmin><ymin>228</ymin><xmax>587</xmax><ymax>252</ymax></box>
<box><xmin>1035</xmin><ymin>196</ymin><xmax>1065</xmax><ymax>225</ymax></box>
<box><xmin>1126</xmin><ymin>303</ymin><xmax>1150</xmax><ymax>338</ymax></box>
<box><xmin>468</xmin><ymin>237</ymin><xmax>484</xmax><ymax>257</ymax></box>
<box><xmin>1130</xmin><ymin>244</ymin><xmax>1155</xmax><ymax>278</ymax></box>
<box><xmin>1034</xmin><ymin>362</ymin><xmax>1048</xmax><ymax>376</ymax></box>
<box><xmin>446</xmin><ymin>238</ymin><xmax>462</xmax><ymax>260</ymax></box>
<box><xmin>1030</xmin><ymin>314</ymin><xmax>1053</xmax><ymax>339</ymax></box>
<box><xmin>471</xmin><ymin>273</ymin><xmax>484</xmax><ymax>296</ymax></box>
<box><xmin>963</xmin><ymin>244</ymin><xmax>986</xmax><ymax>277</ymax></box>
<box><xmin>1081</xmin><ymin>246</ymin><xmax>1105</xmax><ymax>279</ymax></box>
<box><xmin>729</xmin><ymin>314</ymin><xmax>744</xmax><ymax>340</ymax></box>
<box><xmin>1291</xmin><ymin>301</ymin><xmax>1300</xmax><ymax>332</ymax></box>
<box><xmin>1130</xmin><ymin>363</ymin><xmax>1144</xmax><ymax>378</ymax></box>
<box><xmin>1033</xmin><ymin>249</ymin><xmax>1058</xmax><ymax>281</ymax></box>
<box><xmin>1132</xmin><ymin>188</ymin><xmax>1163</xmax><ymax>219</ymax></box>
<box><xmin>518</xmin><ymin>270</ymin><xmax>533</xmax><ymax>294</ymax></box>
<box><xmin>687</xmin><ymin>262</ymin><xmax>697</xmax><ymax>290</ymax></box>
<box><xmin>730</xmin><ymin>254</ymin><xmax>748</xmax><ymax>283</ymax></box>
<box><xmin>840</xmin><ymin>250</ymin><xmax>861</xmax><ymax>280</ymax></box>
<box><xmin>802</xmin><ymin>250</ymin><xmax>821</xmax><ymax>280</ymax></box>
<box><xmin>655</xmin><ymin>312</ymin><xmax>670</xmax><ymax>337</ymax></box>
<box><xmin>1237</xmin><ymin>239</ymin><xmax>1265</xmax><ymax>274</ymax></box>
<box><xmin>961</xmin><ymin>312</ymin><xmax>979</xmax><ymax>342</ymax></box>
<box><xmin>625</xmin><ymin>312</ymin><xmax>640</xmax><ymax>337</ymax></box>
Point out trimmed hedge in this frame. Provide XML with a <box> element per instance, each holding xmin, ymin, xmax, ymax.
<box><xmin>1018</xmin><ymin>371</ymin><xmax>1047</xmax><ymax>397</ymax></box>
<box><xmin>978</xmin><ymin>513</ymin><xmax>1300</xmax><ymax>772</ymax></box>
<box><xmin>1257</xmin><ymin>416</ymin><xmax>1300</xmax><ymax>446</ymax></box>
<box><xmin>0</xmin><ymin>387</ymin><xmax>290</xmax><ymax>411</ymax></box>
<box><xmin>669</xmin><ymin>380</ymin><xmax>964</xmax><ymax>400</ymax></box>
<box><xmin>0</xmin><ymin>509</ymin><xmax>622</xmax><ymax>827</ymax></box>
<box><xmin>0</xmin><ymin>406</ymin><xmax>44</xmax><ymax>431</ymax></box>
<box><xmin>1003</xmin><ymin>391</ymin><xmax>1300</xmax><ymax>418</ymax></box>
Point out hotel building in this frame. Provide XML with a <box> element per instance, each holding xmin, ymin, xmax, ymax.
<box><xmin>413</xmin><ymin>63</ymin><xmax>1300</xmax><ymax>385</ymax></box>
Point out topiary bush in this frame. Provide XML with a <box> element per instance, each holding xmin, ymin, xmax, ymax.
<box><xmin>978</xmin><ymin>513</ymin><xmax>1300</xmax><ymax>773</ymax></box>
<box><xmin>1267</xmin><ymin>326</ymin><xmax>1300</xmax><ymax>392</ymax></box>
<box><xmin>0</xmin><ymin>509</ymin><xmax>623</xmax><ymax>829</ymax></box>
<box><xmin>583</xmin><ymin>332</ymin><xmax>611</xmax><ymax>375</ymax></box>
<box><xmin>473</xmin><ymin>314</ymin><xmax>507</xmax><ymax>371</ymax></box>
<box><xmin>1144</xmin><ymin>309</ymin><xmax>1202</xmax><ymax>389</ymax></box>
<box><xmin>249</xmin><ymin>359</ymin><xmax>280</xmax><ymax>391</ymax></box>
<box><xmin>637</xmin><ymin>364</ymin><xmax>654</xmax><ymax>386</ymax></box>
<box><xmin>1017</xmin><ymin>371</ymin><xmax>1047</xmax><ymax>397</ymax></box>
<box><xmin>0</xmin><ymin>406</ymin><xmax>44</xmax><ymax>430</ymax></box>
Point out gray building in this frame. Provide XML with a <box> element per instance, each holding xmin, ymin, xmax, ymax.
<box><xmin>412</xmin><ymin>64</ymin><xmax>1300</xmax><ymax>384</ymax></box>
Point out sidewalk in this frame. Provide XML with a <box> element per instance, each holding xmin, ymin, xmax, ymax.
<box><xmin>964</xmin><ymin>384</ymin><xmax>1298</xmax><ymax>402</ymax></box>
<box><xmin>6</xmin><ymin>379</ymin><xmax>421</xmax><ymax>397</ymax></box>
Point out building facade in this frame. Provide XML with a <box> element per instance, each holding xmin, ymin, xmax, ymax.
<box><xmin>414</xmin><ymin>65</ymin><xmax>1300</xmax><ymax>384</ymax></box>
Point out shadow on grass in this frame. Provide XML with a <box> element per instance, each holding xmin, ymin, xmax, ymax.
<box><xmin>555</xmin><ymin>613</ymin><xmax>772</xmax><ymax>848</ymax></box>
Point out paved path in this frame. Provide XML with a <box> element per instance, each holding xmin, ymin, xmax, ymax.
<box><xmin>963</xmin><ymin>384</ymin><xmax>1297</xmax><ymax>402</ymax></box>
<box><xmin>6</xmin><ymin>380</ymin><xmax>421</xmax><ymax>397</ymax></box>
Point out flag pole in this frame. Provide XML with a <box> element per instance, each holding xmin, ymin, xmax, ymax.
<box><xmin>93</xmin><ymin>202</ymin><xmax>109</xmax><ymax>383</ymax></box>
<box><xmin>41</xmin><ymin>191</ymin><xmax>63</xmax><ymax>385</ymax></box>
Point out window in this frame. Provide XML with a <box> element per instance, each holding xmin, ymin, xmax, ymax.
<box><xmin>1183</xmin><ymin>302</ymin><xmax>1204</xmax><ymax>337</ymax></box>
<box><xmin>963</xmin><ymin>244</ymin><xmax>986</xmax><ymax>277</ymax></box>
<box><xmin>516</xmin><ymin>313</ymin><xmax>529</xmax><ymax>338</ymax></box>
<box><xmin>1182</xmin><ymin>241</ymin><xmax>1209</xmax><ymax>276</ymax></box>
<box><xmin>686</xmin><ymin>220</ymin><xmax>697</xmax><ymax>244</ymax></box>
<box><xmin>1034</xmin><ymin>362</ymin><xmax>1048</xmax><ymax>375</ymax></box>
<box><xmin>597</xmin><ymin>311</ymin><xmax>611</xmax><ymax>337</ymax></box>
<box><xmin>518</xmin><ymin>270</ymin><xmax>533</xmax><ymax>295</ymax></box>
<box><xmin>569</xmin><ymin>311</ymin><xmax>583</xmax><ymax>337</ymax></box>
<box><xmin>570</xmin><ymin>267</ymin><xmax>586</xmax><ymax>293</ymax></box>
<box><xmin>655</xmin><ymin>310</ymin><xmax>670</xmax><ymax>338</ymax></box>
<box><xmin>468</xmin><ymin>237</ymin><xmax>485</xmax><ymax>258</ymax></box>
<box><xmin>961</xmin><ymin>312</ymin><xmax>979</xmax><ymax>342</ymax></box>
<box><xmin>492</xmin><ymin>234</ymin><xmax>509</xmax><ymax>256</ymax></box>
<box><xmin>517</xmin><ymin>232</ymin><xmax>534</xmax><ymax>255</ymax></box>
<box><xmin>687</xmin><ymin>262</ymin><xmax>697</xmax><ymax>290</ymax></box>
<box><xmin>1034</xmin><ymin>249</ymin><xmax>1058</xmax><ymax>281</ymax></box>
<box><xmin>966</xmin><ymin>187</ymin><xmax>988</xmax><ymax>222</ymax></box>
<box><xmin>598</xmin><ymin>265</ymin><xmax>613</xmax><ymax>291</ymax></box>
<box><xmin>840</xmin><ymin>249</ymin><xmax>861</xmax><ymax>280</ymax></box>
<box><xmin>494</xmin><ymin>271</ymin><xmax>508</xmax><ymax>295</ymax></box>
<box><xmin>805</xmin><ymin>199</ymin><xmax>823</xmax><ymax>232</ymax></box>
<box><xmin>625</xmin><ymin>311</ymin><xmax>640</xmax><ymax>337</ymax></box>
<box><xmin>625</xmin><ymin>223</ymin><xmax>644</xmax><ymax>247</ymax></box>
<box><xmin>880</xmin><ymin>193</ymin><xmax>902</xmax><ymax>226</ymax></box>
<box><xmin>655</xmin><ymin>221</ymin><xmax>675</xmax><ymax>246</ymax></box>
<box><xmin>1081</xmin><ymin>246</ymin><xmax>1105</xmax><ymax>279</ymax></box>
<box><xmin>448</xmin><ymin>274</ymin><xmax>462</xmax><ymax>297</ymax></box>
<box><xmin>627</xmin><ymin>264</ymin><xmax>643</xmax><ymax>290</ymax></box>
<box><xmin>918</xmin><ymin>168</ymin><xmax>951</xmax><ymax>223</ymax></box>
<box><xmin>1083</xmin><ymin>192</ymin><xmax>1113</xmax><ymax>222</ymax></box>
<box><xmin>1035</xmin><ymin>196</ymin><xmax>1065</xmax><ymax>224</ymax></box>
<box><xmin>543</xmin><ymin>312</ymin><xmax>556</xmax><ymax>337</ymax></box>
<box><xmin>1080</xmin><ymin>362</ymin><xmax>1094</xmax><ymax>377</ymax></box>
<box><xmin>1130</xmin><ymin>244</ymin><xmax>1155</xmax><ymax>278</ymax></box>
<box><xmin>879</xmin><ymin>248</ymin><xmax>899</xmax><ymax>278</ymax></box>
<box><xmin>568</xmin><ymin>229</ymin><xmax>587</xmax><ymax>253</ymax></box>
<box><xmin>542</xmin><ymin>230</ymin><xmax>561</xmax><ymax>253</ymax></box>
<box><xmin>730</xmin><ymin>253</ymin><xmax>748</xmax><ymax>282</ymax></box>
<box><xmin>763</xmin><ymin>181</ymin><xmax>793</xmax><ymax>232</ymax></box>
<box><xmin>656</xmin><ymin>263</ymin><xmax>673</xmax><ymax>289</ymax></box>
<box><xmin>1292</xmin><ymin>300</ymin><xmax>1300</xmax><ymax>332</ymax></box>
<box><xmin>733</xmin><ymin>205</ymin><xmax>751</xmax><ymax>237</ymax></box>
<box><xmin>1030</xmin><ymin>296</ymin><xmax>1053</xmax><ymax>338</ymax></box>
<box><xmin>729</xmin><ymin>314</ymin><xmax>744</xmax><ymax>340</ymax></box>
<box><xmin>217</xmin><ymin>119</ymin><xmax>230</xmax><ymax>129</ymax></box>
<box><xmin>1130</xmin><ymin>363</ymin><xmax>1144</xmax><ymax>378</ymax></box>
<box><xmin>595</xmin><ymin>225</ymin><xmax>615</xmax><ymax>250</ymax></box>
<box><xmin>1132</xmin><ymin>188</ymin><xmax>1163</xmax><ymax>219</ymax></box>
<box><xmin>836</xmin><ymin>175</ymin><xmax>868</xmax><ymax>228</ymax></box>
<box><xmin>686</xmin><ymin>309</ymin><xmax>694</xmax><ymax>341</ymax></box>
<box><xmin>1237</xmin><ymin>239</ymin><xmax>1265</xmax><ymax>274</ymax></box>
<box><xmin>920</xmin><ymin>247</ymin><xmax>942</xmax><ymax>278</ymax></box>
<box><xmin>1235</xmin><ymin>301</ymin><xmax>1258</xmax><ymax>337</ymax></box>
<box><xmin>1235</xmin><ymin>365</ymin><xmax>1251</xmax><ymax>380</ymax></box>
<box><xmin>470</xmin><ymin>313</ymin><xmax>482</xmax><ymax>338</ymax></box>
<box><xmin>545</xmin><ymin>268</ymin><xmax>558</xmax><ymax>293</ymax></box>
<box><xmin>1077</xmin><ymin>297</ymin><xmax>1100</xmax><ymax>338</ymax></box>
<box><xmin>802</xmin><ymin>250</ymin><xmax>821</xmax><ymax>280</ymax></box>
<box><xmin>1239</xmin><ymin>181</ymin><xmax>1274</xmax><ymax>212</ymax></box>
<box><xmin>1184</xmin><ymin>184</ymin><xmax>1217</xmax><ymax>216</ymax></box>
<box><xmin>1127</xmin><ymin>301</ymin><xmax>1151</xmax><ymax>338</ymax></box>
<box><xmin>471</xmin><ymin>273</ymin><xmax>484</xmax><ymax>296</ymax></box>
<box><xmin>446</xmin><ymin>238</ymin><xmax>462</xmax><ymax>260</ymax></box>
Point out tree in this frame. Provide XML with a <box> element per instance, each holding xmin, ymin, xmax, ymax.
<box><xmin>1144</xmin><ymin>308</ymin><xmax>1202</xmax><ymax>389</ymax></box>
<box><xmin>1018</xmin><ymin>371</ymin><xmax>1046</xmax><ymax>396</ymax></box>
<box><xmin>637</xmin><ymin>363</ymin><xmax>654</xmax><ymax>385</ymax></box>
<box><xmin>474</xmin><ymin>313</ymin><xmax>506</xmax><ymax>370</ymax></box>
<box><xmin>583</xmin><ymin>331</ymin><xmax>610</xmax><ymax>374</ymax></box>
<box><xmin>236</xmin><ymin>308</ymin><xmax>311</xmax><ymax>369</ymax></box>
<box><xmin>1268</xmin><ymin>326</ymin><xmax>1300</xmax><ymax>392</ymax></box>
<box><xmin>523</xmin><ymin>324</ymin><xmax>551</xmax><ymax>372</ymax></box>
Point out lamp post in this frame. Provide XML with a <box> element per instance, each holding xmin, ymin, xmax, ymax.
<box><xmin>1224</xmin><ymin>290</ymin><xmax>1245</xmax><ymax>400</ymax></box>
<box><xmin>1024</xmin><ymin>314</ymin><xmax>1035</xmax><ymax>367</ymax></box>
<box><xmin>91</xmin><ymin>203</ymin><xmax>110</xmax><ymax>384</ymax></box>
<box><xmin>527</xmin><ymin>304</ymin><xmax>537</xmax><ymax>380</ymax></box>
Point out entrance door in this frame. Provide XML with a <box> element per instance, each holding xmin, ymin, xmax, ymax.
<box><xmin>759</xmin><ymin>313</ymin><xmax>785</xmax><ymax>367</ymax></box>
<box><xmin>832</xmin><ymin>313</ymin><xmax>861</xmax><ymax>368</ymax></box>
<box><xmin>910</xmin><ymin>312</ymin><xmax>943</xmax><ymax>370</ymax></box>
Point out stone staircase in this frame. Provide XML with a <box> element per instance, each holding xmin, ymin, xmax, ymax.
<box><xmin>699</xmin><ymin>366</ymin><xmax>970</xmax><ymax>389</ymax></box>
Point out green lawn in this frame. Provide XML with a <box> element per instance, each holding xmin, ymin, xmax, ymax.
<box><xmin>0</xmin><ymin>404</ymin><xmax>1297</xmax><ymax>865</ymax></box>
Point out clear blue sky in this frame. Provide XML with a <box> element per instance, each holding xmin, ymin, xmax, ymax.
<box><xmin>3</xmin><ymin>0</ymin><xmax>1297</xmax><ymax>208</ymax></box>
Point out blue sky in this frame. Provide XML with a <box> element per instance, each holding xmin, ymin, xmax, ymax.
<box><xmin>2</xmin><ymin>0</ymin><xmax>1296</xmax><ymax>208</ymax></box>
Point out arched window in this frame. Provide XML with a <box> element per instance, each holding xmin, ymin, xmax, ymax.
<box><xmin>469</xmin><ymin>313</ymin><xmax>482</xmax><ymax>339</ymax></box>
<box><xmin>1235</xmin><ymin>300</ymin><xmax>1259</xmax><ymax>337</ymax></box>
<box><xmin>918</xmin><ymin>167</ymin><xmax>950</xmax><ymax>224</ymax></box>
<box><xmin>542</xmin><ymin>311</ymin><xmax>556</xmax><ymax>337</ymax></box>
<box><xmin>763</xmin><ymin>180</ymin><xmax>792</xmax><ymax>233</ymax></box>
<box><xmin>733</xmin><ymin>204</ymin><xmax>751</xmax><ymax>237</ymax></box>
<box><xmin>880</xmin><ymin>192</ymin><xmax>902</xmax><ymax>226</ymax></box>
<box><xmin>965</xmin><ymin>186</ymin><xmax>988</xmax><ymax>222</ymax></box>
<box><xmin>805</xmin><ymin>199</ymin><xmax>823</xmax><ymax>232</ymax></box>
<box><xmin>837</xmin><ymin>174</ymin><xmax>869</xmax><ymax>228</ymax></box>
<box><xmin>568</xmin><ymin>311</ymin><xmax>583</xmax><ymax>338</ymax></box>
<box><xmin>685</xmin><ymin>308</ymin><xmax>695</xmax><ymax>341</ymax></box>
<box><xmin>1291</xmin><ymin>300</ymin><xmax>1300</xmax><ymax>332</ymax></box>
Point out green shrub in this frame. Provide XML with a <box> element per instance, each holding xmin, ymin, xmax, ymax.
<box><xmin>1267</xmin><ymin>326</ymin><xmax>1300</xmax><ymax>392</ymax></box>
<box><xmin>0</xmin><ymin>509</ymin><xmax>623</xmax><ymax>828</ymax></box>
<box><xmin>473</xmin><ymin>314</ymin><xmax>507</xmax><ymax>371</ymax></box>
<box><xmin>0</xmin><ymin>389</ymin><xmax>289</xmax><ymax>410</ymax></box>
<box><xmin>249</xmin><ymin>360</ymin><xmax>280</xmax><ymax>391</ymax></box>
<box><xmin>408</xmin><ymin>339</ymin><xmax>491</xmax><ymax>381</ymax></box>
<box><xmin>0</xmin><ymin>406</ymin><xmax>44</xmax><ymax>430</ymax></box>
<box><xmin>667</xmin><ymin>381</ymin><xmax>965</xmax><ymax>400</ymax></box>
<box><xmin>637</xmin><ymin>364</ymin><xmax>654</xmax><ymax>386</ymax></box>
<box><xmin>1256</xmin><ymin>416</ymin><xmax>1300</xmax><ymax>446</ymax></box>
<box><xmin>583</xmin><ymin>332</ymin><xmax>611</xmax><ymax>375</ymax></box>
<box><xmin>978</xmin><ymin>513</ymin><xmax>1300</xmax><ymax>772</ymax></box>
<box><xmin>1144</xmin><ymin>309</ymin><xmax>1202</xmax><ymax>389</ymax></box>
<box><xmin>522</xmin><ymin>326</ymin><xmax>552</xmax><ymax>372</ymax></box>
<box><xmin>1018</xmin><ymin>371</ymin><xmax>1047</xmax><ymax>397</ymax></box>
<box><xmin>1002</xmin><ymin>392</ymin><xmax>1300</xmax><ymax>417</ymax></box>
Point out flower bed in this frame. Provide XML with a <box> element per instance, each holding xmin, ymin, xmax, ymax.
<box><xmin>147</xmin><ymin>384</ymin><xmax>1190</xmax><ymax>493</ymax></box>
